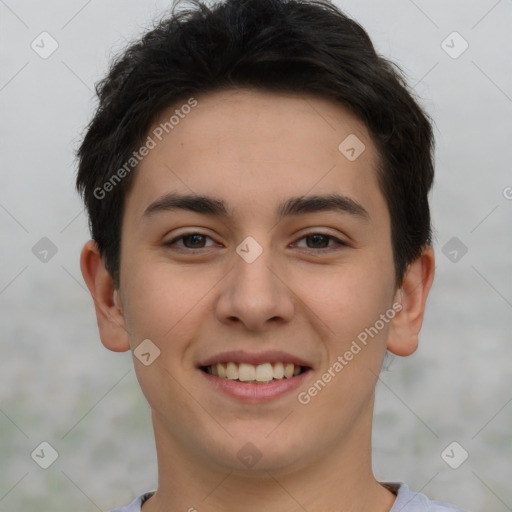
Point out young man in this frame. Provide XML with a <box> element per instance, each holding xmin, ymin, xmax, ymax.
<box><xmin>77</xmin><ymin>0</ymin><xmax>468</xmax><ymax>510</ymax></box>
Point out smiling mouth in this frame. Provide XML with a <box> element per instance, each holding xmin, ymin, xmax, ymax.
<box><xmin>200</xmin><ymin>362</ymin><xmax>309</xmax><ymax>384</ymax></box>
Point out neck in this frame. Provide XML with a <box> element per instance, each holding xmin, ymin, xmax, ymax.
<box><xmin>142</xmin><ymin>402</ymin><xmax>396</xmax><ymax>512</ymax></box>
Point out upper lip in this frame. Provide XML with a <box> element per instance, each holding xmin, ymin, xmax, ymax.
<box><xmin>198</xmin><ymin>350</ymin><xmax>313</xmax><ymax>369</ymax></box>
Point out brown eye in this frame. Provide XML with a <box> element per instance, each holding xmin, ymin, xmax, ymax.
<box><xmin>164</xmin><ymin>233</ymin><xmax>216</xmax><ymax>250</ymax></box>
<box><xmin>305</xmin><ymin>234</ymin><xmax>330</xmax><ymax>248</ymax></box>
<box><xmin>294</xmin><ymin>233</ymin><xmax>345</xmax><ymax>250</ymax></box>
<box><xmin>182</xmin><ymin>234</ymin><xmax>207</xmax><ymax>248</ymax></box>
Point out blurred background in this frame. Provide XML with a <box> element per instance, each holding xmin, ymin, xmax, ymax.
<box><xmin>1</xmin><ymin>0</ymin><xmax>511</xmax><ymax>510</ymax></box>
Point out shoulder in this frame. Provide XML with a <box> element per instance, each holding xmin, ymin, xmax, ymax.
<box><xmin>109</xmin><ymin>491</ymin><xmax>155</xmax><ymax>512</ymax></box>
<box><xmin>385</xmin><ymin>482</ymin><xmax>470</xmax><ymax>512</ymax></box>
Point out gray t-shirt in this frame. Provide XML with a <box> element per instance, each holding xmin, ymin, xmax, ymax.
<box><xmin>110</xmin><ymin>482</ymin><xmax>469</xmax><ymax>511</ymax></box>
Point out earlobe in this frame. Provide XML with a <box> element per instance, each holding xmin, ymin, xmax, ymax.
<box><xmin>80</xmin><ymin>240</ymin><xmax>131</xmax><ymax>353</ymax></box>
<box><xmin>387</xmin><ymin>246</ymin><xmax>435</xmax><ymax>357</ymax></box>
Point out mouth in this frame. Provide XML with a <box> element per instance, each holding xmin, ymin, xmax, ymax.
<box><xmin>197</xmin><ymin>351</ymin><xmax>313</xmax><ymax>402</ymax></box>
<box><xmin>200</xmin><ymin>362</ymin><xmax>309</xmax><ymax>384</ymax></box>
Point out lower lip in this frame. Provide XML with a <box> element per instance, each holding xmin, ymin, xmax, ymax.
<box><xmin>199</xmin><ymin>368</ymin><xmax>312</xmax><ymax>402</ymax></box>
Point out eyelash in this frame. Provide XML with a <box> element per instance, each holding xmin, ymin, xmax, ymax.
<box><xmin>164</xmin><ymin>232</ymin><xmax>347</xmax><ymax>252</ymax></box>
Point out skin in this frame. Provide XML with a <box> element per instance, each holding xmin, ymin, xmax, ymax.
<box><xmin>81</xmin><ymin>88</ymin><xmax>435</xmax><ymax>512</ymax></box>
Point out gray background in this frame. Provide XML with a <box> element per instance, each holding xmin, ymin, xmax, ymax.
<box><xmin>1</xmin><ymin>1</ymin><xmax>511</xmax><ymax>510</ymax></box>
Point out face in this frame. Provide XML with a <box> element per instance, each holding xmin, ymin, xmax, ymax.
<box><xmin>115</xmin><ymin>88</ymin><xmax>402</xmax><ymax>474</ymax></box>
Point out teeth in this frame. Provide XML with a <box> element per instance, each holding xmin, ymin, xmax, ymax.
<box><xmin>206</xmin><ymin>362</ymin><xmax>304</xmax><ymax>382</ymax></box>
<box><xmin>256</xmin><ymin>362</ymin><xmax>273</xmax><ymax>382</ymax></box>
<box><xmin>273</xmin><ymin>362</ymin><xmax>284</xmax><ymax>379</ymax></box>
<box><xmin>238</xmin><ymin>363</ymin><xmax>256</xmax><ymax>382</ymax></box>
<box><xmin>226</xmin><ymin>362</ymin><xmax>238</xmax><ymax>379</ymax></box>
<box><xmin>284</xmin><ymin>363</ymin><xmax>294</xmax><ymax>378</ymax></box>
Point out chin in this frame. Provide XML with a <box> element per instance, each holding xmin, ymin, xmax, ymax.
<box><xmin>207</xmin><ymin>429</ymin><xmax>313</xmax><ymax>476</ymax></box>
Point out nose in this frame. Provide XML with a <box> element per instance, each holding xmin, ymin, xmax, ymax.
<box><xmin>215</xmin><ymin>244</ymin><xmax>295</xmax><ymax>332</ymax></box>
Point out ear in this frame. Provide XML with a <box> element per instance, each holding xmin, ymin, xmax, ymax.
<box><xmin>80</xmin><ymin>240</ymin><xmax>130</xmax><ymax>352</ymax></box>
<box><xmin>387</xmin><ymin>246</ymin><xmax>435</xmax><ymax>356</ymax></box>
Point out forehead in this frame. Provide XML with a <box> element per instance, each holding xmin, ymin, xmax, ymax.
<box><xmin>124</xmin><ymin>88</ymin><xmax>385</xmax><ymax>222</ymax></box>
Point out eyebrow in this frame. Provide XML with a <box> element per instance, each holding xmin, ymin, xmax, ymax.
<box><xmin>141</xmin><ymin>192</ymin><xmax>370</xmax><ymax>221</ymax></box>
<box><xmin>278</xmin><ymin>194</ymin><xmax>369</xmax><ymax>220</ymax></box>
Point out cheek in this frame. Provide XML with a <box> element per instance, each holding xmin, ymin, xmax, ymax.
<box><xmin>295</xmin><ymin>260</ymin><xmax>393</xmax><ymax>337</ymax></box>
<box><xmin>120</xmin><ymin>260</ymin><xmax>205</xmax><ymax>407</ymax></box>
<box><xmin>120</xmin><ymin>253</ymin><xmax>222</xmax><ymax>350</ymax></box>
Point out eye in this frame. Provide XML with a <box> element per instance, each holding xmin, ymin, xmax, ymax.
<box><xmin>164</xmin><ymin>233</ymin><xmax>217</xmax><ymax>250</ymax></box>
<box><xmin>294</xmin><ymin>233</ymin><xmax>346</xmax><ymax>250</ymax></box>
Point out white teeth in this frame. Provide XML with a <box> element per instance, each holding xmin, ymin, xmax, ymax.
<box><xmin>206</xmin><ymin>362</ymin><xmax>304</xmax><ymax>382</ymax></box>
<box><xmin>255</xmin><ymin>362</ymin><xmax>273</xmax><ymax>382</ymax></box>
<box><xmin>238</xmin><ymin>363</ymin><xmax>256</xmax><ymax>382</ymax></box>
<box><xmin>225</xmin><ymin>362</ymin><xmax>238</xmax><ymax>379</ymax></box>
<box><xmin>273</xmin><ymin>362</ymin><xmax>284</xmax><ymax>379</ymax></box>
